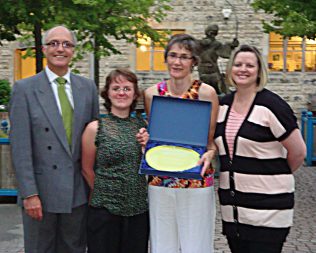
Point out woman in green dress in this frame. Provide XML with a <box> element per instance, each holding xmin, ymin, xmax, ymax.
<box><xmin>81</xmin><ymin>68</ymin><xmax>149</xmax><ymax>253</ymax></box>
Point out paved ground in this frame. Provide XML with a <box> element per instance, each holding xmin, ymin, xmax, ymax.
<box><xmin>214</xmin><ymin>166</ymin><xmax>316</xmax><ymax>253</ymax></box>
<box><xmin>0</xmin><ymin>201</ymin><xmax>23</xmax><ymax>253</ymax></box>
<box><xmin>0</xmin><ymin>166</ymin><xmax>315</xmax><ymax>253</ymax></box>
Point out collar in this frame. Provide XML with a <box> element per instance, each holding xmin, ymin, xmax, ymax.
<box><xmin>45</xmin><ymin>66</ymin><xmax>71</xmax><ymax>84</ymax></box>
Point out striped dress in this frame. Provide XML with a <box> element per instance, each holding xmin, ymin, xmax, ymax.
<box><xmin>214</xmin><ymin>88</ymin><xmax>298</xmax><ymax>243</ymax></box>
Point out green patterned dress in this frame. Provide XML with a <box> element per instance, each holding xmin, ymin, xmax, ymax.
<box><xmin>90</xmin><ymin>113</ymin><xmax>148</xmax><ymax>216</ymax></box>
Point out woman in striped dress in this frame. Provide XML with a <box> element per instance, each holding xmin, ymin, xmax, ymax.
<box><xmin>214</xmin><ymin>44</ymin><xmax>306</xmax><ymax>253</ymax></box>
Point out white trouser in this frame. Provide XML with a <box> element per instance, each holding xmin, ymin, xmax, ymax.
<box><xmin>148</xmin><ymin>185</ymin><xmax>216</xmax><ymax>253</ymax></box>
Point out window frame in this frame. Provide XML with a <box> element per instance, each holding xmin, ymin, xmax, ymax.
<box><xmin>269</xmin><ymin>32</ymin><xmax>316</xmax><ymax>73</ymax></box>
<box><xmin>135</xmin><ymin>29</ymin><xmax>185</xmax><ymax>72</ymax></box>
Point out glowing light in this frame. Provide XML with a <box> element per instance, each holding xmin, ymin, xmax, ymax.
<box><xmin>139</xmin><ymin>45</ymin><xmax>147</xmax><ymax>52</ymax></box>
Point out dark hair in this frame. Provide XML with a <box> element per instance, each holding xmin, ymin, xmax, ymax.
<box><xmin>101</xmin><ymin>68</ymin><xmax>140</xmax><ymax>113</ymax></box>
<box><xmin>164</xmin><ymin>33</ymin><xmax>201</xmax><ymax>66</ymax></box>
<box><xmin>226</xmin><ymin>44</ymin><xmax>268</xmax><ymax>91</ymax></box>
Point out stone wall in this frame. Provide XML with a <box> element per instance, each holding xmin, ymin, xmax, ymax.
<box><xmin>0</xmin><ymin>0</ymin><xmax>312</xmax><ymax>117</ymax></box>
<box><xmin>93</xmin><ymin>0</ymin><xmax>309</xmax><ymax>117</ymax></box>
<box><xmin>0</xmin><ymin>41</ymin><xmax>15</xmax><ymax>84</ymax></box>
<box><xmin>267</xmin><ymin>73</ymin><xmax>316</xmax><ymax>115</ymax></box>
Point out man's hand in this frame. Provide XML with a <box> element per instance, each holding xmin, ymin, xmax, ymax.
<box><xmin>23</xmin><ymin>195</ymin><xmax>43</xmax><ymax>221</ymax></box>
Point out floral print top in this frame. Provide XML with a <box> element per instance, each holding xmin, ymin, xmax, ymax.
<box><xmin>147</xmin><ymin>80</ymin><xmax>214</xmax><ymax>188</ymax></box>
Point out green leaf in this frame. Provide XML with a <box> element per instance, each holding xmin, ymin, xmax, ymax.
<box><xmin>252</xmin><ymin>0</ymin><xmax>316</xmax><ymax>39</ymax></box>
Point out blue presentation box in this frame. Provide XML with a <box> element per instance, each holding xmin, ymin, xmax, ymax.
<box><xmin>139</xmin><ymin>96</ymin><xmax>212</xmax><ymax>179</ymax></box>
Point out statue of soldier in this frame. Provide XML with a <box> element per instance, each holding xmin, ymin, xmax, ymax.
<box><xmin>198</xmin><ymin>24</ymin><xmax>239</xmax><ymax>94</ymax></box>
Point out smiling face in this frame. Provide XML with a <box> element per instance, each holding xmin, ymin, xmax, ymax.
<box><xmin>231</xmin><ymin>51</ymin><xmax>259</xmax><ymax>89</ymax></box>
<box><xmin>42</xmin><ymin>26</ymin><xmax>75</xmax><ymax>76</ymax></box>
<box><xmin>166</xmin><ymin>43</ymin><xmax>195</xmax><ymax>80</ymax></box>
<box><xmin>108</xmin><ymin>75</ymin><xmax>136</xmax><ymax>116</ymax></box>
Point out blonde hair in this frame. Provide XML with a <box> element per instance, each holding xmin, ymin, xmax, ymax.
<box><xmin>226</xmin><ymin>44</ymin><xmax>268</xmax><ymax>91</ymax></box>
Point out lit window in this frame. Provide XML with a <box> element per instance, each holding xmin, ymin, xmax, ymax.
<box><xmin>305</xmin><ymin>38</ymin><xmax>316</xmax><ymax>72</ymax></box>
<box><xmin>136</xmin><ymin>30</ymin><xmax>185</xmax><ymax>72</ymax></box>
<box><xmin>14</xmin><ymin>48</ymin><xmax>47</xmax><ymax>80</ymax></box>
<box><xmin>268</xmin><ymin>32</ymin><xmax>316</xmax><ymax>72</ymax></box>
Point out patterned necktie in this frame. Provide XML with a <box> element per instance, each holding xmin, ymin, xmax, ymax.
<box><xmin>56</xmin><ymin>77</ymin><xmax>73</xmax><ymax>146</ymax></box>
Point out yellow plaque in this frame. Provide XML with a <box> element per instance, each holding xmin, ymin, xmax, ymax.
<box><xmin>145</xmin><ymin>145</ymin><xmax>200</xmax><ymax>172</ymax></box>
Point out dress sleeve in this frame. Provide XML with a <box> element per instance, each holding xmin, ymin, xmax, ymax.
<box><xmin>268</xmin><ymin>95</ymin><xmax>298</xmax><ymax>142</ymax></box>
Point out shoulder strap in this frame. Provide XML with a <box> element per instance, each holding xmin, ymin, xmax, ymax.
<box><xmin>157</xmin><ymin>80</ymin><xmax>167</xmax><ymax>96</ymax></box>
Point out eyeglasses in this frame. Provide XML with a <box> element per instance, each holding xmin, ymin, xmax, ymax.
<box><xmin>45</xmin><ymin>40</ymin><xmax>75</xmax><ymax>49</ymax></box>
<box><xmin>167</xmin><ymin>53</ymin><xmax>193</xmax><ymax>62</ymax></box>
<box><xmin>111</xmin><ymin>87</ymin><xmax>133</xmax><ymax>93</ymax></box>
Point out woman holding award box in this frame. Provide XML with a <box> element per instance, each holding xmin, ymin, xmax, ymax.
<box><xmin>142</xmin><ymin>33</ymin><xmax>219</xmax><ymax>253</ymax></box>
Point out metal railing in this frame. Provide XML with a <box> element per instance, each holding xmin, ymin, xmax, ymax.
<box><xmin>0</xmin><ymin>138</ymin><xmax>17</xmax><ymax>196</ymax></box>
<box><xmin>301</xmin><ymin>111</ymin><xmax>316</xmax><ymax>166</ymax></box>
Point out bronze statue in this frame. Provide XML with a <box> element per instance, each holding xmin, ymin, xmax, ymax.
<box><xmin>198</xmin><ymin>24</ymin><xmax>239</xmax><ymax>94</ymax></box>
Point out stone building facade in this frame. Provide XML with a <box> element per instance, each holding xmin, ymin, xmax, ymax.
<box><xmin>1</xmin><ymin>0</ymin><xmax>315</xmax><ymax>116</ymax></box>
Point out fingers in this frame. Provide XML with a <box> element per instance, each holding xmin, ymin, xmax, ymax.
<box><xmin>198</xmin><ymin>156</ymin><xmax>210</xmax><ymax>177</ymax></box>
<box><xmin>200</xmin><ymin>162</ymin><xmax>208</xmax><ymax>177</ymax></box>
<box><xmin>23</xmin><ymin>195</ymin><xmax>43</xmax><ymax>221</ymax></box>
<box><xmin>197</xmin><ymin>150</ymin><xmax>215</xmax><ymax>176</ymax></box>
<box><xmin>138</xmin><ymin>127</ymin><xmax>147</xmax><ymax>134</ymax></box>
<box><xmin>136</xmin><ymin>128</ymin><xmax>149</xmax><ymax>146</ymax></box>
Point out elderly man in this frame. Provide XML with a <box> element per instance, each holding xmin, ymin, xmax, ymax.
<box><xmin>9</xmin><ymin>25</ymin><xmax>99</xmax><ymax>253</ymax></box>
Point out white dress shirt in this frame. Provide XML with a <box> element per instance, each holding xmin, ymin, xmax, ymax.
<box><xmin>45</xmin><ymin>66</ymin><xmax>74</xmax><ymax>114</ymax></box>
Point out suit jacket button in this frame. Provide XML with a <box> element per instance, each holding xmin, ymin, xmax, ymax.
<box><xmin>45</xmin><ymin>128</ymin><xmax>49</xmax><ymax>132</ymax></box>
<box><xmin>47</xmin><ymin>146</ymin><xmax>52</xmax><ymax>150</ymax></box>
<box><xmin>53</xmin><ymin>165</ymin><xmax>57</xmax><ymax>169</ymax></box>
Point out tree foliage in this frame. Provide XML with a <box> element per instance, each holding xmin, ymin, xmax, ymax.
<box><xmin>0</xmin><ymin>1</ymin><xmax>57</xmax><ymax>72</ymax></box>
<box><xmin>0</xmin><ymin>0</ymin><xmax>171</xmax><ymax>85</ymax></box>
<box><xmin>252</xmin><ymin>0</ymin><xmax>316</xmax><ymax>39</ymax></box>
<box><xmin>0</xmin><ymin>79</ymin><xmax>12</xmax><ymax>110</ymax></box>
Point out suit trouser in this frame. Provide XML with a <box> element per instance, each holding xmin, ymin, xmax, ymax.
<box><xmin>87</xmin><ymin>207</ymin><xmax>149</xmax><ymax>253</ymax></box>
<box><xmin>148</xmin><ymin>185</ymin><xmax>216</xmax><ymax>253</ymax></box>
<box><xmin>22</xmin><ymin>204</ymin><xmax>87</xmax><ymax>253</ymax></box>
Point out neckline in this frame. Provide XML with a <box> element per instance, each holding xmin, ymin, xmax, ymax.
<box><xmin>231</xmin><ymin>90</ymin><xmax>258</xmax><ymax>118</ymax></box>
<box><xmin>108</xmin><ymin>112</ymin><xmax>131</xmax><ymax>121</ymax></box>
<box><xmin>230</xmin><ymin>108</ymin><xmax>247</xmax><ymax>117</ymax></box>
<box><xmin>163</xmin><ymin>80</ymin><xmax>200</xmax><ymax>98</ymax></box>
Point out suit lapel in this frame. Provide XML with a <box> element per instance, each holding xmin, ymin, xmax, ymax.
<box><xmin>35</xmin><ymin>71</ymin><xmax>72</xmax><ymax>157</ymax></box>
<box><xmin>71</xmin><ymin>74</ymin><xmax>85</xmax><ymax>153</ymax></box>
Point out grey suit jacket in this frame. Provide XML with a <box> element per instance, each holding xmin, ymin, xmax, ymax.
<box><xmin>9</xmin><ymin>71</ymin><xmax>99</xmax><ymax>213</ymax></box>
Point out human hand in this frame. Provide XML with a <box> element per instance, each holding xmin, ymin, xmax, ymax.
<box><xmin>136</xmin><ymin>128</ymin><xmax>149</xmax><ymax>148</ymax></box>
<box><xmin>23</xmin><ymin>195</ymin><xmax>43</xmax><ymax>221</ymax></box>
<box><xmin>197</xmin><ymin>149</ymin><xmax>216</xmax><ymax>177</ymax></box>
